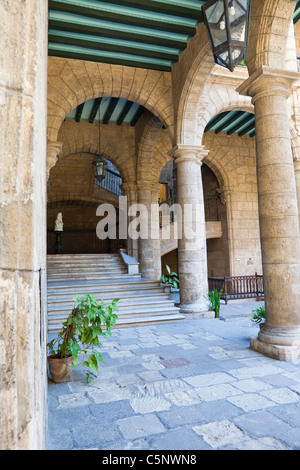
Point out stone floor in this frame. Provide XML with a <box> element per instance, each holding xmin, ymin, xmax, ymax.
<box><xmin>47</xmin><ymin>300</ymin><xmax>300</xmax><ymax>451</ymax></box>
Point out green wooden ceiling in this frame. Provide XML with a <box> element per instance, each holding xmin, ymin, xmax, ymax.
<box><xmin>294</xmin><ymin>0</ymin><xmax>300</xmax><ymax>23</ymax></box>
<box><xmin>66</xmin><ymin>96</ymin><xmax>145</xmax><ymax>126</ymax></box>
<box><xmin>205</xmin><ymin>110</ymin><xmax>255</xmax><ymax>138</ymax></box>
<box><xmin>59</xmin><ymin>1</ymin><xmax>299</xmax><ymax>131</ymax></box>
<box><xmin>49</xmin><ymin>1</ymin><xmax>300</xmax><ymax>73</ymax></box>
<box><xmin>48</xmin><ymin>0</ymin><xmax>208</xmax><ymax>71</ymax></box>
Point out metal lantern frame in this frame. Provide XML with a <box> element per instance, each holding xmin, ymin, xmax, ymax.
<box><xmin>93</xmin><ymin>155</ymin><xmax>107</xmax><ymax>183</ymax></box>
<box><xmin>202</xmin><ymin>0</ymin><xmax>251</xmax><ymax>72</ymax></box>
<box><xmin>93</xmin><ymin>105</ymin><xmax>107</xmax><ymax>183</ymax></box>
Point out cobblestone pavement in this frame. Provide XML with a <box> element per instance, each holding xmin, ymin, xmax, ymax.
<box><xmin>47</xmin><ymin>301</ymin><xmax>300</xmax><ymax>450</ymax></box>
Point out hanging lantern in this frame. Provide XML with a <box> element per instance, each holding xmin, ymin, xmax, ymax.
<box><xmin>93</xmin><ymin>155</ymin><xmax>107</xmax><ymax>183</ymax></box>
<box><xmin>93</xmin><ymin>104</ymin><xmax>107</xmax><ymax>183</ymax></box>
<box><xmin>202</xmin><ymin>0</ymin><xmax>251</xmax><ymax>72</ymax></box>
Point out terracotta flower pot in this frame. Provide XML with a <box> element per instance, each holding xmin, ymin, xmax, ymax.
<box><xmin>47</xmin><ymin>355</ymin><xmax>73</xmax><ymax>383</ymax></box>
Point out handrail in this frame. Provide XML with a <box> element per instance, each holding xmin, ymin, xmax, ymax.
<box><xmin>208</xmin><ymin>273</ymin><xmax>264</xmax><ymax>304</ymax></box>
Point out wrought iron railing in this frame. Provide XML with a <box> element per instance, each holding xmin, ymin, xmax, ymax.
<box><xmin>95</xmin><ymin>168</ymin><xmax>123</xmax><ymax>196</ymax></box>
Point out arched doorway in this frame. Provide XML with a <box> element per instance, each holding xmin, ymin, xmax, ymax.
<box><xmin>47</xmin><ymin>155</ymin><xmax>125</xmax><ymax>255</ymax></box>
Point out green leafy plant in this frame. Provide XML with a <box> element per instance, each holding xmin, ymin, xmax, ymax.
<box><xmin>205</xmin><ymin>288</ymin><xmax>223</xmax><ymax>318</ymax></box>
<box><xmin>161</xmin><ymin>264</ymin><xmax>179</xmax><ymax>289</ymax></box>
<box><xmin>47</xmin><ymin>293</ymin><xmax>119</xmax><ymax>383</ymax></box>
<box><xmin>251</xmin><ymin>304</ymin><xmax>265</xmax><ymax>324</ymax></box>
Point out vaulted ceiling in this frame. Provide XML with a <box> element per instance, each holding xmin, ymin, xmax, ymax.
<box><xmin>52</xmin><ymin>1</ymin><xmax>300</xmax><ymax>131</ymax></box>
<box><xmin>48</xmin><ymin>0</ymin><xmax>208</xmax><ymax>72</ymax></box>
<box><xmin>49</xmin><ymin>0</ymin><xmax>300</xmax><ymax>73</ymax></box>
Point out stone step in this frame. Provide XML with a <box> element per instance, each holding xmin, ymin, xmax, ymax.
<box><xmin>47</xmin><ymin>254</ymin><xmax>121</xmax><ymax>261</ymax></box>
<box><xmin>47</xmin><ymin>259</ymin><xmax>125</xmax><ymax>265</ymax></box>
<box><xmin>47</xmin><ymin>278</ymin><xmax>160</xmax><ymax>292</ymax></box>
<box><xmin>47</xmin><ymin>269</ymin><xmax>127</xmax><ymax>278</ymax></box>
<box><xmin>47</xmin><ymin>291</ymin><xmax>170</xmax><ymax>305</ymax></box>
<box><xmin>47</xmin><ymin>252</ymin><xmax>183</xmax><ymax>332</ymax></box>
<box><xmin>48</xmin><ymin>313</ymin><xmax>185</xmax><ymax>333</ymax></box>
<box><xmin>47</xmin><ymin>264</ymin><xmax>125</xmax><ymax>271</ymax></box>
<box><xmin>48</xmin><ymin>286</ymin><xmax>166</xmax><ymax>300</ymax></box>
<box><xmin>48</xmin><ymin>272</ymin><xmax>138</xmax><ymax>285</ymax></box>
<box><xmin>48</xmin><ymin>302</ymin><xmax>179</xmax><ymax>327</ymax></box>
<box><xmin>48</xmin><ymin>298</ymin><xmax>176</xmax><ymax>313</ymax></box>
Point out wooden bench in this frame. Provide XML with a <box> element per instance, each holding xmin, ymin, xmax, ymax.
<box><xmin>208</xmin><ymin>273</ymin><xmax>264</xmax><ymax>304</ymax></box>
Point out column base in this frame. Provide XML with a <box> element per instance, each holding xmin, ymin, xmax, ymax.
<box><xmin>179</xmin><ymin>303</ymin><xmax>215</xmax><ymax>319</ymax></box>
<box><xmin>250</xmin><ymin>337</ymin><xmax>300</xmax><ymax>361</ymax></box>
<box><xmin>250</xmin><ymin>324</ymin><xmax>300</xmax><ymax>361</ymax></box>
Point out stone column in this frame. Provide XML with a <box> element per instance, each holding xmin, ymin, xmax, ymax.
<box><xmin>294</xmin><ymin>158</ymin><xmax>300</xmax><ymax>227</ymax></box>
<box><xmin>217</xmin><ymin>185</ymin><xmax>235</xmax><ymax>275</ymax></box>
<box><xmin>47</xmin><ymin>140</ymin><xmax>63</xmax><ymax>181</ymax></box>
<box><xmin>169</xmin><ymin>145</ymin><xmax>213</xmax><ymax>317</ymax></box>
<box><xmin>238</xmin><ymin>67</ymin><xmax>300</xmax><ymax>360</ymax></box>
<box><xmin>120</xmin><ymin>181</ymin><xmax>138</xmax><ymax>260</ymax></box>
<box><xmin>0</xmin><ymin>1</ymin><xmax>48</xmax><ymax>449</ymax></box>
<box><xmin>137</xmin><ymin>181</ymin><xmax>161</xmax><ymax>280</ymax></box>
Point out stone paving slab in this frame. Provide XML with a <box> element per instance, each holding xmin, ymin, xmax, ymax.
<box><xmin>47</xmin><ymin>301</ymin><xmax>300</xmax><ymax>450</ymax></box>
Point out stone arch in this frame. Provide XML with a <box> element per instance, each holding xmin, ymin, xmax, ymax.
<box><xmin>174</xmin><ymin>1</ymin><xmax>296</xmax><ymax>146</ymax></box>
<box><xmin>47</xmin><ymin>150</ymin><xmax>121</xmax><ymax>205</ymax></box>
<box><xmin>137</xmin><ymin>119</ymin><xmax>174</xmax><ymax>185</ymax></box>
<box><xmin>197</xmin><ymin>83</ymin><xmax>254</xmax><ymax>141</ymax></box>
<box><xmin>175</xmin><ymin>42</ymin><xmax>216</xmax><ymax>146</ymax></box>
<box><xmin>56</xmin><ymin>119</ymin><xmax>136</xmax><ymax>184</ymax></box>
<box><xmin>246</xmin><ymin>0</ymin><xmax>298</xmax><ymax>75</ymax></box>
<box><xmin>137</xmin><ymin>115</ymin><xmax>165</xmax><ymax>183</ymax></box>
<box><xmin>47</xmin><ymin>57</ymin><xmax>174</xmax><ymax>144</ymax></box>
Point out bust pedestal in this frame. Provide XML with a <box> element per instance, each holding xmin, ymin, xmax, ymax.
<box><xmin>54</xmin><ymin>230</ymin><xmax>63</xmax><ymax>254</ymax></box>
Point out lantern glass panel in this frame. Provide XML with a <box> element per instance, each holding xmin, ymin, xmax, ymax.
<box><xmin>229</xmin><ymin>0</ymin><xmax>247</xmax><ymax>43</ymax></box>
<box><xmin>205</xmin><ymin>0</ymin><xmax>227</xmax><ymax>48</ymax></box>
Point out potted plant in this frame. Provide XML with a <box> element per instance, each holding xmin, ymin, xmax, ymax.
<box><xmin>205</xmin><ymin>288</ymin><xmax>223</xmax><ymax>318</ymax></box>
<box><xmin>251</xmin><ymin>304</ymin><xmax>265</xmax><ymax>329</ymax></box>
<box><xmin>47</xmin><ymin>293</ymin><xmax>119</xmax><ymax>383</ymax></box>
<box><xmin>161</xmin><ymin>264</ymin><xmax>180</xmax><ymax>304</ymax></box>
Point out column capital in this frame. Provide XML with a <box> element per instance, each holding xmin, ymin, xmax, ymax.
<box><xmin>216</xmin><ymin>185</ymin><xmax>233</xmax><ymax>205</ymax></box>
<box><xmin>237</xmin><ymin>66</ymin><xmax>300</xmax><ymax>103</ymax></box>
<box><xmin>168</xmin><ymin>144</ymin><xmax>209</xmax><ymax>164</ymax></box>
<box><xmin>136</xmin><ymin>180</ymin><xmax>159</xmax><ymax>192</ymax></box>
<box><xmin>120</xmin><ymin>181</ymin><xmax>137</xmax><ymax>193</ymax></box>
<box><xmin>47</xmin><ymin>140</ymin><xmax>63</xmax><ymax>180</ymax></box>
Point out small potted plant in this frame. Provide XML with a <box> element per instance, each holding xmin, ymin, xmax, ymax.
<box><xmin>47</xmin><ymin>293</ymin><xmax>119</xmax><ymax>383</ymax></box>
<box><xmin>251</xmin><ymin>304</ymin><xmax>265</xmax><ymax>329</ymax></box>
<box><xmin>205</xmin><ymin>288</ymin><xmax>223</xmax><ymax>318</ymax></box>
<box><xmin>161</xmin><ymin>264</ymin><xmax>180</xmax><ymax>304</ymax></box>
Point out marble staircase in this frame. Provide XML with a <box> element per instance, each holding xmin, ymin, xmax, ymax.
<box><xmin>47</xmin><ymin>253</ymin><xmax>184</xmax><ymax>333</ymax></box>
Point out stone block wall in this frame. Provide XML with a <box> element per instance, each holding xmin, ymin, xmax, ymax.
<box><xmin>203</xmin><ymin>132</ymin><xmax>262</xmax><ymax>276</ymax></box>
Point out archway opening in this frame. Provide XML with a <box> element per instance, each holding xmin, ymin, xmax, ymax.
<box><xmin>47</xmin><ymin>154</ymin><xmax>125</xmax><ymax>255</ymax></box>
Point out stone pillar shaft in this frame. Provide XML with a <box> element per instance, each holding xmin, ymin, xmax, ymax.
<box><xmin>294</xmin><ymin>159</ymin><xmax>300</xmax><ymax>228</ymax></box>
<box><xmin>121</xmin><ymin>181</ymin><xmax>138</xmax><ymax>260</ymax></box>
<box><xmin>169</xmin><ymin>145</ymin><xmax>213</xmax><ymax>317</ymax></box>
<box><xmin>0</xmin><ymin>0</ymin><xmax>48</xmax><ymax>449</ymax></box>
<box><xmin>137</xmin><ymin>181</ymin><xmax>161</xmax><ymax>280</ymax></box>
<box><xmin>238</xmin><ymin>67</ymin><xmax>300</xmax><ymax>359</ymax></box>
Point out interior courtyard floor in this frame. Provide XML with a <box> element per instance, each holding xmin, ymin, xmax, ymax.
<box><xmin>47</xmin><ymin>300</ymin><xmax>300</xmax><ymax>451</ymax></box>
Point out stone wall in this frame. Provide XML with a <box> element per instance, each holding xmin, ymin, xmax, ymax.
<box><xmin>203</xmin><ymin>132</ymin><xmax>262</xmax><ymax>276</ymax></box>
